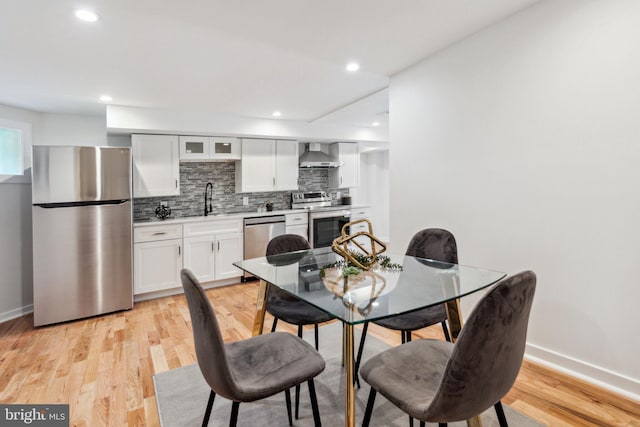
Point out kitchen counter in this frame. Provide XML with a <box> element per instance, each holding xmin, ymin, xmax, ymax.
<box><xmin>134</xmin><ymin>205</ymin><xmax>371</xmax><ymax>227</ymax></box>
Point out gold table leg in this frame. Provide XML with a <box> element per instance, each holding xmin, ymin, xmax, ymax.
<box><xmin>444</xmin><ymin>299</ymin><xmax>463</xmax><ymax>342</ymax></box>
<box><xmin>344</xmin><ymin>322</ymin><xmax>355</xmax><ymax>427</ymax></box>
<box><xmin>252</xmin><ymin>280</ymin><xmax>268</xmax><ymax>336</ymax></box>
<box><xmin>445</xmin><ymin>298</ymin><xmax>483</xmax><ymax>427</ymax></box>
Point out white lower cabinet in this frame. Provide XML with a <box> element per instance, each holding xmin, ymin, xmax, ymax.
<box><xmin>183</xmin><ymin>235</ymin><xmax>216</xmax><ymax>283</ymax></box>
<box><xmin>350</xmin><ymin>207</ymin><xmax>373</xmax><ymax>249</ymax></box>
<box><xmin>182</xmin><ymin>219</ymin><xmax>244</xmax><ymax>283</ymax></box>
<box><xmin>285</xmin><ymin>212</ymin><xmax>309</xmax><ymax>241</ymax></box>
<box><xmin>134</xmin><ymin>219</ymin><xmax>243</xmax><ymax>296</ymax></box>
<box><xmin>134</xmin><ymin>238</ymin><xmax>183</xmax><ymax>294</ymax></box>
<box><xmin>286</xmin><ymin>225</ymin><xmax>308</xmax><ymax>240</ymax></box>
<box><xmin>214</xmin><ymin>232</ymin><xmax>244</xmax><ymax>280</ymax></box>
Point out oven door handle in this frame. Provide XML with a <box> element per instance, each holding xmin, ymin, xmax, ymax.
<box><xmin>310</xmin><ymin>211</ymin><xmax>351</xmax><ymax>219</ymax></box>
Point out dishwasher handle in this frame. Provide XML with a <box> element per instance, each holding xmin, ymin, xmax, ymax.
<box><xmin>244</xmin><ymin>215</ymin><xmax>286</xmax><ymax>226</ymax></box>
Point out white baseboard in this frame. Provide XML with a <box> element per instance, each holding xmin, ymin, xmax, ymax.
<box><xmin>526</xmin><ymin>343</ymin><xmax>640</xmax><ymax>402</ymax></box>
<box><xmin>0</xmin><ymin>304</ymin><xmax>33</xmax><ymax>324</ymax></box>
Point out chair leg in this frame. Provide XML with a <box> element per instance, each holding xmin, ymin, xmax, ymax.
<box><xmin>285</xmin><ymin>389</ymin><xmax>293</xmax><ymax>426</ymax></box>
<box><xmin>202</xmin><ymin>390</ymin><xmax>215</xmax><ymax>427</ymax></box>
<box><xmin>295</xmin><ymin>325</ymin><xmax>303</xmax><ymax>419</ymax></box>
<box><xmin>401</xmin><ymin>330</ymin><xmax>406</xmax><ymax>344</ymax></box>
<box><xmin>441</xmin><ymin>320</ymin><xmax>451</xmax><ymax>342</ymax></box>
<box><xmin>419</xmin><ymin>422</ymin><xmax>425</xmax><ymax>427</ymax></box>
<box><xmin>308</xmin><ymin>379</ymin><xmax>322</xmax><ymax>427</ymax></box>
<box><xmin>314</xmin><ymin>323</ymin><xmax>319</xmax><ymax>350</ymax></box>
<box><xmin>354</xmin><ymin>322</ymin><xmax>369</xmax><ymax>388</ymax></box>
<box><xmin>494</xmin><ymin>401</ymin><xmax>509</xmax><ymax>427</ymax></box>
<box><xmin>271</xmin><ymin>317</ymin><xmax>278</xmax><ymax>332</ymax></box>
<box><xmin>229</xmin><ymin>401</ymin><xmax>240</xmax><ymax>427</ymax></box>
<box><xmin>362</xmin><ymin>388</ymin><xmax>377</xmax><ymax>427</ymax></box>
<box><xmin>438</xmin><ymin>424</ymin><xmax>447</xmax><ymax>427</ymax></box>
<box><xmin>295</xmin><ymin>383</ymin><xmax>301</xmax><ymax>419</ymax></box>
<box><xmin>406</xmin><ymin>330</ymin><xmax>412</xmax><ymax>343</ymax></box>
<box><xmin>409</xmin><ymin>415</ymin><xmax>414</xmax><ymax>426</ymax></box>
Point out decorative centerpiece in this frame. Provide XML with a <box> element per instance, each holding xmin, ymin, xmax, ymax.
<box><xmin>331</xmin><ymin>219</ymin><xmax>388</xmax><ymax>270</ymax></box>
<box><xmin>320</xmin><ymin>219</ymin><xmax>402</xmax><ymax>312</ymax></box>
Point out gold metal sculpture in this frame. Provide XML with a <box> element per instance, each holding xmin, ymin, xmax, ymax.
<box><xmin>331</xmin><ymin>218</ymin><xmax>387</xmax><ymax>270</ymax></box>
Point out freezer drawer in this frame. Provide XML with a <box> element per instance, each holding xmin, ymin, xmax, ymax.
<box><xmin>32</xmin><ymin>201</ymin><xmax>133</xmax><ymax>326</ymax></box>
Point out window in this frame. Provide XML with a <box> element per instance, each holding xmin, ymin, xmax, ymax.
<box><xmin>0</xmin><ymin>118</ymin><xmax>32</xmax><ymax>183</ymax></box>
<box><xmin>0</xmin><ymin>127</ymin><xmax>23</xmax><ymax>175</ymax></box>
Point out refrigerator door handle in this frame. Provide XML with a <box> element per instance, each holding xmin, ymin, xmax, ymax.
<box><xmin>35</xmin><ymin>199</ymin><xmax>130</xmax><ymax>209</ymax></box>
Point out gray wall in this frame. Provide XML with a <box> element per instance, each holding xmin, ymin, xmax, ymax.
<box><xmin>390</xmin><ymin>0</ymin><xmax>640</xmax><ymax>399</ymax></box>
<box><xmin>0</xmin><ymin>104</ymin><xmax>108</xmax><ymax>321</ymax></box>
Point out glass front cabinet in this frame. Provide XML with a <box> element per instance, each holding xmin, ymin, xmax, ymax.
<box><xmin>179</xmin><ymin>135</ymin><xmax>241</xmax><ymax>160</ymax></box>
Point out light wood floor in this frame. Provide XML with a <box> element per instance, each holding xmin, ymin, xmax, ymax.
<box><xmin>1</xmin><ymin>281</ymin><xmax>639</xmax><ymax>426</ymax></box>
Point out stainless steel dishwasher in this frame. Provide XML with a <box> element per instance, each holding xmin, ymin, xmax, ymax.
<box><xmin>243</xmin><ymin>215</ymin><xmax>286</xmax><ymax>279</ymax></box>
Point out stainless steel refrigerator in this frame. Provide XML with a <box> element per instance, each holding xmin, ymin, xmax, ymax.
<box><xmin>31</xmin><ymin>145</ymin><xmax>133</xmax><ymax>326</ymax></box>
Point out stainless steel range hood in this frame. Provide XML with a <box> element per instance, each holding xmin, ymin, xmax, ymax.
<box><xmin>299</xmin><ymin>143</ymin><xmax>342</xmax><ymax>168</ymax></box>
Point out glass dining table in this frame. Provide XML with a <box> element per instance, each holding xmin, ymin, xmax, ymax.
<box><xmin>234</xmin><ymin>247</ymin><xmax>506</xmax><ymax>427</ymax></box>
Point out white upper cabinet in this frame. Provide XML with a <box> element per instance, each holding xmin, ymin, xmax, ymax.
<box><xmin>179</xmin><ymin>135</ymin><xmax>209</xmax><ymax>159</ymax></box>
<box><xmin>236</xmin><ymin>139</ymin><xmax>277</xmax><ymax>192</ymax></box>
<box><xmin>179</xmin><ymin>135</ymin><xmax>241</xmax><ymax>160</ymax></box>
<box><xmin>329</xmin><ymin>142</ymin><xmax>360</xmax><ymax>188</ymax></box>
<box><xmin>236</xmin><ymin>139</ymin><xmax>299</xmax><ymax>193</ymax></box>
<box><xmin>132</xmin><ymin>134</ymin><xmax>180</xmax><ymax>197</ymax></box>
<box><xmin>275</xmin><ymin>140</ymin><xmax>299</xmax><ymax>191</ymax></box>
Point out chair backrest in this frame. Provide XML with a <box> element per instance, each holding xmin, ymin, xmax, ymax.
<box><xmin>425</xmin><ymin>271</ymin><xmax>536</xmax><ymax>422</ymax></box>
<box><xmin>266</xmin><ymin>234</ymin><xmax>311</xmax><ymax>256</ymax></box>
<box><xmin>180</xmin><ymin>269</ymin><xmax>240</xmax><ymax>401</ymax></box>
<box><xmin>265</xmin><ymin>234</ymin><xmax>312</xmax><ymax>301</ymax></box>
<box><xmin>405</xmin><ymin>228</ymin><xmax>458</xmax><ymax>264</ymax></box>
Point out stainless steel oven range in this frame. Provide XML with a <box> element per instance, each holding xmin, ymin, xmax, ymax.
<box><xmin>291</xmin><ymin>191</ymin><xmax>351</xmax><ymax>248</ymax></box>
<box><xmin>308</xmin><ymin>208</ymin><xmax>351</xmax><ymax>248</ymax></box>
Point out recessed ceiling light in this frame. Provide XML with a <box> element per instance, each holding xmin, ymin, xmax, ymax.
<box><xmin>272</xmin><ymin>111</ymin><xmax>282</xmax><ymax>117</ymax></box>
<box><xmin>99</xmin><ymin>95</ymin><xmax>112</xmax><ymax>102</ymax></box>
<box><xmin>372</xmin><ymin>122</ymin><xmax>380</xmax><ymax>127</ymax></box>
<box><xmin>345</xmin><ymin>62</ymin><xmax>360</xmax><ymax>72</ymax></box>
<box><xmin>74</xmin><ymin>9</ymin><xmax>99</xmax><ymax>22</ymax></box>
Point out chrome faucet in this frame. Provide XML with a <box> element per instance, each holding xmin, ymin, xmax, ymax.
<box><xmin>204</xmin><ymin>182</ymin><xmax>213</xmax><ymax>216</ymax></box>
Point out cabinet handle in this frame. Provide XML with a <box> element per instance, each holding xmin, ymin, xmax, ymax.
<box><xmin>178</xmin><ymin>245</ymin><xmax>181</xmax><ymax>256</ymax></box>
<box><xmin>273</xmin><ymin>177</ymin><xmax>275</xmax><ymax>186</ymax></box>
<box><xmin>152</xmin><ymin>232</ymin><xmax>166</xmax><ymax>236</ymax></box>
<box><xmin>175</xmin><ymin>179</ymin><xmax>178</xmax><ymax>188</ymax></box>
<box><xmin>218</xmin><ymin>241</ymin><xmax>220</xmax><ymax>251</ymax></box>
<box><xmin>340</xmin><ymin>176</ymin><xmax>343</xmax><ymax>185</ymax></box>
<box><xmin>212</xmin><ymin>242</ymin><xmax>214</xmax><ymax>253</ymax></box>
<box><xmin>293</xmin><ymin>218</ymin><xmax>301</xmax><ymax>221</ymax></box>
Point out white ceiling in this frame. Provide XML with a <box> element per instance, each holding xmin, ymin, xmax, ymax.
<box><xmin>0</xmin><ymin>0</ymin><xmax>539</xmax><ymax>128</ymax></box>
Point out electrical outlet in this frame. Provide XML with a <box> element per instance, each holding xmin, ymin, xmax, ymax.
<box><xmin>160</xmin><ymin>201</ymin><xmax>167</xmax><ymax>207</ymax></box>
<box><xmin>243</xmin><ymin>196</ymin><xmax>249</xmax><ymax>206</ymax></box>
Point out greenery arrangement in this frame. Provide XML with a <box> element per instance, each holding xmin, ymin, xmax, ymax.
<box><xmin>320</xmin><ymin>251</ymin><xmax>403</xmax><ymax>278</ymax></box>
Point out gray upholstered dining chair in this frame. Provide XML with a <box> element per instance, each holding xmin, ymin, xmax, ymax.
<box><xmin>265</xmin><ymin>233</ymin><xmax>336</xmax><ymax>419</ymax></box>
<box><xmin>265</xmin><ymin>234</ymin><xmax>336</xmax><ymax>350</ymax></box>
<box><xmin>181</xmin><ymin>269</ymin><xmax>325</xmax><ymax>427</ymax></box>
<box><xmin>360</xmin><ymin>270</ymin><xmax>537</xmax><ymax>427</ymax></box>
<box><xmin>354</xmin><ymin>228</ymin><xmax>456</xmax><ymax>386</ymax></box>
